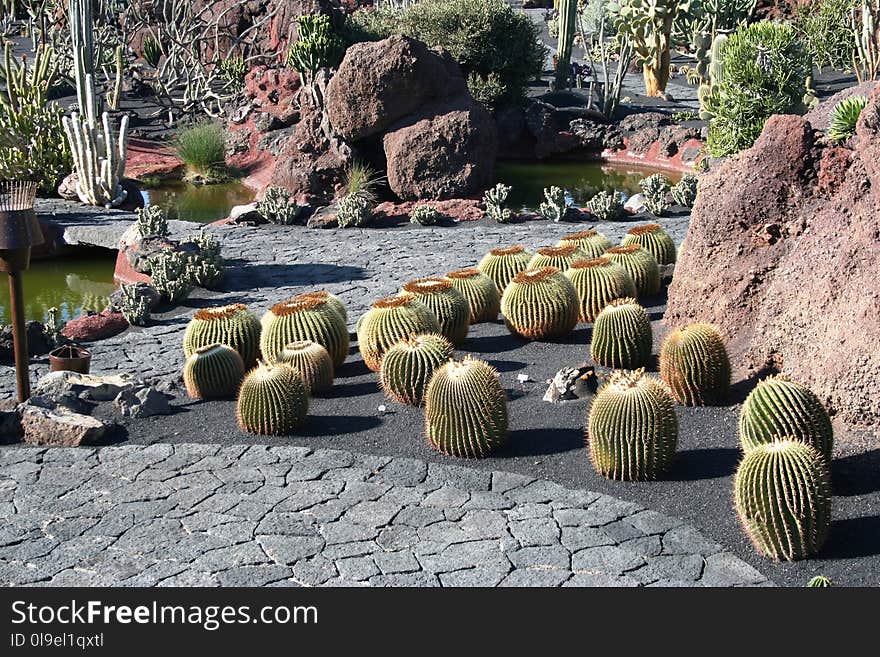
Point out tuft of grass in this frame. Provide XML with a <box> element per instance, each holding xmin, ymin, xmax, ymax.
<box><xmin>343</xmin><ymin>161</ymin><xmax>384</xmax><ymax>203</ymax></box>
<box><xmin>176</xmin><ymin>122</ymin><xmax>228</xmax><ymax>181</ymax></box>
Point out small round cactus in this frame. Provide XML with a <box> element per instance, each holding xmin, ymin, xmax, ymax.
<box><xmin>260</xmin><ymin>297</ymin><xmax>350</xmax><ymax>368</ymax></box>
<box><xmin>183</xmin><ymin>303</ymin><xmax>261</xmax><ymax>368</ymax></box>
<box><xmin>734</xmin><ymin>439</ymin><xmax>831</xmax><ymax>561</ymax></box>
<box><xmin>527</xmin><ymin>244</ymin><xmax>589</xmax><ymax>271</ymax></box>
<box><xmin>357</xmin><ymin>295</ymin><xmax>441</xmax><ymax>371</ymax></box>
<box><xmin>444</xmin><ymin>268</ymin><xmax>501</xmax><ymax>323</ymax></box>
<box><xmin>587</xmin><ymin>369</ymin><xmax>678</xmax><ymax>480</ymax></box>
<box><xmin>564</xmin><ymin>257</ymin><xmax>637</xmax><ymax>323</ymax></box>
<box><xmin>379</xmin><ymin>333</ymin><xmax>454</xmax><ymax>406</ymax></box>
<box><xmin>806</xmin><ymin>575</ymin><xmax>833</xmax><ymax>587</ymax></box>
<box><xmin>295</xmin><ymin>290</ymin><xmax>347</xmax><ymax>322</ymax></box>
<box><xmin>500</xmin><ymin>267</ymin><xmax>579</xmax><ymax>340</ymax></box>
<box><xmin>659</xmin><ymin>323</ymin><xmax>731</xmax><ymax>405</ymax></box>
<box><xmin>604</xmin><ymin>244</ymin><xmax>661</xmax><ymax>297</ymax></box>
<box><xmin>477</xmin><ymin>245</ymin><xmax>533</xmax><ymax>293</ymax></box>
<box><xmin>400</xmin><ymin>278</ymin><xmax>470</xmax><ymax>346</ymax></box>
<box><xmin>591</xmin><ymin>298</ymin><xmax>653</xmax><ymax>369</ymax></box>
<box><xmin>236</xmin><ymin>361</ymin><xmax>309</xmax><ymax>435</ymax></box>
<box><xmin>556</xmin><ymin>229</ymin><xmax>613</xmax><ymax>258</ymax></box>
<box><xmin>621</xmin><ymin>223</ymin><xmax>677</xmax><ymax>265</ymax></box>
<box><xmin>424</xmin><ymin>357</ymin><xmax>509</xmax><ymax>458</ymax></box>
<box><xmin>276</xmin><ymin>340</ymin><xmax>334</xmax><ymax>394</ymax></box>
<box><xmin>739</xmin><ymin>375</ymin><xmax>833</xmax><ymax>463</ymax></box>
<box><xmin>182</xmin><ymin>343</ymin><xmax>245</xmax><ymax>400</ymax></box>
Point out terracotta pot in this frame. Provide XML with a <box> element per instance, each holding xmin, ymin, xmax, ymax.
<box><xmin>49</xmin><ymin>345</ymin><xmax>92</xmax><ymax>374</ymax></box>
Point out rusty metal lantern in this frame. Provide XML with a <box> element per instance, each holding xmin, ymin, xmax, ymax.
<box><xmin>0</xmin><ymin>181</ymin><xmax>44</xmax><ymax>402</ymax></box>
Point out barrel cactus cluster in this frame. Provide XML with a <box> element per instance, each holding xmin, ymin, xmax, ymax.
<box><xmin>564</xmin><ymin>257</ymin><xmax>636</xmax><ymax>323</ymax></box>
<box><xmin>527</xmin><ymin>244</ymin><xmax>588</xmax><ymax>271</ymax></box>
<box><xmin>477</xmin><ymin>245</ymin><xmax>533</xmax><ymax>293</ymax></box>
<box><xmin>183</xmin><ymin>344</ymin><xmax>245</xmax><ymax>400</ymax></box>
<box><xmin>500</xmin><ymin>267</ymin><xmax>580</xmax><ymax>340</ymax></box>
<box><xmin>379</xmin><ymin>333</ymin><xmax>454</xmax><ymax>406</ymax></box>
<box><xmin>622</xmin><ymin>223</ymin><xmax>677</xmax><ymax>265</ymax></box>
<box><xmin>444</xmin><ymin>268</ymin><xmax>501</xmax><ymax>323</ymax></box>
<box><xmin>556</xmin><ymin>230</ymin><xmax>612</xmax><ymax>258</ymax></box>
<box><xmin>276</xmin><ymin>340</ymin><xmax>334</xmax><ymax>394</ymax></box>
<box><xmin>604</xmin><ymin>245</ymin><xmax>661</xmax><ymax>297</ymax></box>
<box><xmin>183</xmin><ymin>303</ymin><xmax>261</xmax><ymax>368</ymax></box>
<box><xmin>357</xmin><ymin>295</ymin><xmax>441</xmax><ymax>371</ymax></box>
<box><xmin>400</xmin><ymin>278</ymin><xmax>470</xmax><ymax>346</ymax></box>
<box><xmin>260</xmin><ymin>297</ymin><xmax>349</xmax><ymax>368</ymax></box>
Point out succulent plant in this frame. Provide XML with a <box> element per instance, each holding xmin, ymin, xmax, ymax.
<box><xmin>400</xmin><ymin>278</ymin><xmax>470</xmax><ymax>346</ymax></box>
<box><xmin>424</xmin><ymin>357</ymin><xmax>509</xmax><ymax>458</ymax></box>
<box><xmin>295</xmin><ymin>290</ymin><xmax>347</xmax><ymax>323</ymax></box>
<box><xmin>556</xmin><ymin>229</ymin><xmax>613</xmax><ymax>258</ymax></box>
<box><xmin>477</xmin><ymin>245</ymin><xmax>533</xmax><ymax>293</ymax></box>
<box><xmin>183</xmin><ymin>303</ymin><xmax>262</xmax><ymax>369</ymax></box>
<box><xmin>537</xmin><ymin>186</ymin><xmax>572</xmax><ymax>222</ymax></box>
<box><xmin>621</xmin><ymin>223</ymin><xmax>677</xmax><ymax>265</ymax></box>
<box><xmin>670</xmin><ymin>174</ymin><xmax>698</xmax><ymax>209</ymax></box>
<box><xmin>444</xmin><ymin>268</ymin><xmax>501</xmax><ymax>323</ymax></box>
<box><xmin>587</xmin><ymin>368</ymin><xmax>678</xmax><ymax>481</ymax></box>
<box><xmin>734</xmin><ymin>439</ymin><xmax>831</xmax><ymax>561</ymax></box>
<box><xmin>257</xmin><ymin>186</ymin><xmax>301</xmax><ymax>225</ymax></box>
<box><xmin>591</xmin><ymin>298</ymin><xmax>653</xmax><ymax>369</ymax></box>
<box><xmin>118</xmin><ymin>283</ymin><xmax>150</xmax><ymax>326</ymax></box>
<box><xmin>739</xmin><ymin>375</ymin><xmax>833</xmax><ymax>463</ymax></box>
<box><xmin>357</xmin><ymin>295</ymin><xmax>442</xmax><ymax>371</ymax></box>
<box><xmin>379</xmin><ymin>333</ymin><xmax>454</xmax><ymax>406</ymax></box>
<box><xmin>236</xmin><ymin>361</ymin><xmax>309</xmax><ymax>435</ymax></box>
<box><xmin>806</xmin><ymin>575</ymin><xmax>833</xmax><ymax>588</ymax></box>
<box><xmin>500</xmin><ymin>267</ymin><xmax>580</xmax><ymax>340</ymax></box>
<box><xmin>183</xmin><ymin>343</ymin><xmax>245</xmax><ymax>400</ymax></box>
<box><xmin>136</xmin><ymin>205</ymin><xmax>169</xmax><ymax>238</ymax></box>
<box><xmin>588</xmin><ymin>190</ymin><xmax>624</xmax><ymax>221</ymax></box>
<box><xmin>276</xmin><ymin>340</ymin><xmax>334</xmax><ymax>394</ymax></box>
<box><xmin>260</xmin><ymin>297</ymin><xmax>350</xmax><ymax>368</ymax></box>
<box><xmin>659</xmin><ymin>323</ymin><xmax>730</xmax><ymax>406</ymax></box>
<box><xmin>604</xmin><ymin>244</ymin><xmax>661</xmax><ymax>297</ymax></box>
<box><xmin>336</xmin><ymin>194</ymin><xmax>372</xmax><ymax>228</ymax></box>
<box><xmin>639</xmin><ymin>173</ymin><xmax>672</xmax><ymax>216</ymax></box>
<box><xmin>828</xmin><ymin>96</ymin><xmax>868</xmax><ymax>144</ymax></box>
<box><xmin>410</xmin><ymin>204</ymin><xmax>440</xmax><ymax>226</ymax></box>
<box><xmin>564</xmin><ymin>257</ymin><xmax>637</xmax><ymax>323</ymax></box>
<box><xmin>527</xmin><ymin>244</ymin><xmax>589</xmax><ymax>271</ymax></box>
<box><xmin>483</xmin><ymin>182</ymin><xmax>513</xmax><ymax>223</ymax></box>
<box><xmin>150</xmin><ymin>250</ymin><xmax>195</xmax><ymax>304</ymax></box>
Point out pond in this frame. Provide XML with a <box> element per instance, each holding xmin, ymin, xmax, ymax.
<box><xmin>141</xmin><ymin>181</ymin><xmax>255</xmax><ymax>224</ymax></box>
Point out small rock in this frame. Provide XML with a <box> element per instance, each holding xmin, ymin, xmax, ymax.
<box><xmin>18</xmin><ymin>398</ymin><xmax>109</xmax><ymax>447</ymax></box>
<box><xmin>307</xmin><ymin>206</ymin><xmax>339</xmax><ymax>229</ymax></box>
<box><xmin>229</xmin><ymin>202</ymin><xmax>265</xmax><ymax>225</ymax></box>
<box><xmin>114</xmin><ymin>386</ymin><xmax>172</xmax><ymax>418</ymax></box>
<box><xmin>624</xmin><ymin>193</ymin><xmax>648</xmax><ymax>215</ymax></box>
<box><xmin>543</xmin><ymin>364</ymin><xmax>598</xmax><ymax>403</ymax></box>
<box><xmin>61</xmin><ymin>310</ymin><xmax>128</xmax><ymax>342</ymax></box>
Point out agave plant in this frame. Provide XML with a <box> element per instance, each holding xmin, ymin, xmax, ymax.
<box><xmin>828</xmin><ymin>95</ymin><xmax>868</xmax><ymax>144</ymax></box>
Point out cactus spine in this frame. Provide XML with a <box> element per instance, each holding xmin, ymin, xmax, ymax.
<box><xmin>295</xmin><ymin>290</ymin><xmax>347</xmax><ymax>323</ymax></box>
<box><xmin>356</xmin><ymin>295</ymin><xmax>442</xmax><ymax>371</ymax></box>
<box><xmin>183</xmin><ymin>304</ymin><xmax>261</xmax><ymax>369</ymax></box>
<box><xmin>587</xmin><ymin>369</ymin><xmax>679</xmax><ymax>480</ymax></box>
<box><xmin>444</xmin><ymin>268</ymin><xmax>501</xmax><ymax>323</ymax></box>
<box><xmin>400</xmin><ymin>278</ymin><xmax>470</xmax><ymax>346</ymax></box>
<box><xmin>659</xmin><ymin>323</ymin><xmax>730</xmax><ymax>405</ymax></box>
<box><xmin>556</xmin><ymin>230</ymin><xmax>613</xmax><ymax>258</ymax></box>
<box><xmin>379</xmin><ymin>333</ymin><xmax>454</xmax><ymax>406</ymax></box>
<box><xmin>605</xmin><ymin>244</ymin><xmax>661</xmax><ymax>297</ymax></box>
<box><xmin>236</xmin><ymin>361</ymin><xmax>309</xmax><ymax>435</ymax></box>
<box><xmin>277</xmin><ymin>340</ymin><xmax>334</xmax><ymax>394</ymax></box>
<box><xmin>591</xmin><ymin>298</ymin><xmax>653</xmax><ymax>369</ymax></box>
<box><xmin>182</xmin><ymin>343</ymin><xmax>245</xmax><ymax>400</ymax></box>
<box><xmin>424</xmin><ymin>357</ymin><xmax>509</xmax><ymax>458</ymax></box>
<box><xmin>260</xmin><ymin>297</ymin><xmax>350</xmax><ymax>368</ymax></box>
<box><xmin>738</xmin><ymin>375</ymin><xmax>833</xmax><ymax>463</ymax></box>
<box><xmin>564</xmin><ymin>257</ymin><xmax>637</xmax><ymax>323</ymax></box>
<box><xmin>622</xmin><ymin>223</ymin><xmax>677</xmax><ymax>265</ymax></box>
<box><xmin>477</xmin><ymin>245</ymin><xmax>533</xmax><ymax>293</ymax></box>
<box><xmin>734</xmin><ymin>439</ymin><xmax>831</xmax><ymax>561</ymax></box>
<box><xmin>527</xmin><ymin>244</ymin><xmax>589</xmax><ymax>271</ymax></box>
<box><xmin>500</xmin><ymin>267</ymin><xmax>580</xmax><ymax>340</ymax></box>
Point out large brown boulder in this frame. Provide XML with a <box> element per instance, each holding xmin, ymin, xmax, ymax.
<box><xmin>665</xmin><ymin>96</ymin><xmax>880</xmax><ymax>427</ymax></box>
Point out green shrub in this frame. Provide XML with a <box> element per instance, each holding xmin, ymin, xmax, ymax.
<box><xmin>343</xmin><ymin>7</ymin><xmax>401</xmax><ymax>42</ymax></box>
<box><xmin>288</xmin><ymin>14</ymin><xmax>345</xmax><ymax>82</ymax></box>
<box><xmin>794</xmin><ymin>0</ymin><xmax>856</xmax><ymax>72</ymax></box>
<box><xmin>176</xmin><ymin>122</ymin><xmax>227</xmax><ymax>180</ymax></box>
<box><xmin>828</xmin><ymin>95</ymin><xmax>868</xmax><ymax>143</ymax></box>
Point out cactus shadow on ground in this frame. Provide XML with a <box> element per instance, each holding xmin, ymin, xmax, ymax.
<box><xmin>503</xmin><ymin>427</ymin><xmax>585</xmax><ymax>456</ymax></box>
<box><xmin>664</xmin><ymin>447</ymin><xmax>741</xmax><ymax>481</ymax></box>
<box><xmin>220</xmin><ymin>263</ymin><xmax>369</xmax><ymax>292</ymax></box>
<box><xmin>832</xmin><ymin>449</ymin><xmax>880</xmax><ymax>496</ymax></box>
<box><xmin>820</xmin><ymin>515</ymin><xmax>880</xmax><ymax>559</ymax></box>
<box><xmin>297</xmin><ymin>414</ymin><xmax>383</xmax><ymax>437</ymax></box>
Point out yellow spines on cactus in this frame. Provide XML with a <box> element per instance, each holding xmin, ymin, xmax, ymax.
<box><xmin>276</xmin><ymin>340</ymin><xmax>334</xmax><ymax>394</ymax></box>
<box><xmin>590</xmin><ymin>297</ymin><xmax>653</xmax><ymax>369</ymax></box>
<box><xmin>183</xmin><ymin>303</ymin><xmax>261</xmax><ymax>368</ymax></box>
<box><xmin>295</xmin><ymin>289</ymin><xmax>347</xmax><ymax>322</ymax></box>
<box><xmin>400</xmin><ymin>278</ymin><xmax>470</xmax><ymax>346</ymax></box>
<box><xmin>356</xmin><ymin>295</ymin><xmax>441</xmax><ymax>371</ymax></box>
<box><xmin>182</xmin><ymin>343</ymin><xmax>245</xmax><ymax>400</ymax></box>
<box><xmin>236</xmin><ymin>361</ymin><xmax>309</xmax><ymax>435</ymax></box>
<box><xmin>500</xmin><ymin>266</ymin><xmax>579</xmax><ymax>340</ymax></box>
<box><xmin>477</xmin><ymin>245</ymin><xmax>533</xmax><ymax>293</ymax></box>
<box><xmin>527</xmin><ymin>244</ymin><xmax>589</xmax><ymax>271</ymax></box>
<box><xmin>444</xmin><ymin>268</ymin><xmax>501</xmax><ymax>323</ymax></box>
<box><xmin>564</xmin><ymin>257</ymin><xmax>637</xmax><ymax>323</ymax></box>
<box><xmin>621</xmin><ymin>223</ymin><xmax>677</xmax><ymax>265</ymax></box>
<box><xmin>260</xmin><ymin>297</ymin><xmax>349</xmax><ymax>368</ymax></box>
<box><xmin>556</xmin><ymin>229</ymin><xmax>613</xmax><ymax>258</ymax></box>
<box><xmin>659</xmin><ymin>323</ymin><xmax>730</xmax><ymax>405</ymax></box>
<box><xmin>604</xmin><ymin>244</ymin><xmax>661</xmax><ymax>297</ymax></box>
<box><xmin>380</xmin><ymin>333</ymin><xmax>454</xmax><ymax>406</ymax></box>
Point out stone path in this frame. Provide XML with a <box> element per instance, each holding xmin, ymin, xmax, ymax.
<box><xmin>0</xmin><ymin>444</ymin><xmax>770</xmax><ymax>587</ymax></box>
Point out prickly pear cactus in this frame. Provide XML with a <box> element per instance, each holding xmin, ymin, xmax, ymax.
<box><xmin>183</xmin><ymin>303</ymin><xmax>262</xmax><ymax>369</ymax></box>
<box><xmin>527</xmin><ymin>244</ymin><xmax>589</xmax><ymax>271</ymax></box>
<box><xmin>356</xmin><ymin>295</ymin><xmax>442</xmax><ymax>371</ymax></box>
<box><xmin>379</xmin><ymin>333</ymin><xmax>454</xmax><ymax>406</ymax></box>
<box><xmin>444</xmin><ymin>268</ymin><xmax>501</xmax><ymax>323</ymax></box>
<box><xmin>621</xmin><ymin>223</ymin><xmax>677</xmax><ymax>265</ymax></box>
<box><xmin>564</xmin><ymin>257</ymin><xmax>637</xmax><ymax>323</ymax></box>
<box><xmin>477</xmin><ymin>245</ymin><xmax>533</xmax><ymax>293</ymax></box>
<box><xmin>260</xmin><ymin>297</ymin><xmax>350</xmax><ymax>368</ymax></box>
<box><xmin>660</xmin><ymin>323</ymin><xmax>730</xmax><ymax>406</ymax></box>
<box><xmin>183</xmin><ymin>343</ymin><xmax>245</xmax><ymax>400</ymax></box>
<box><xmin>500</xmin><ymin>267</ymin><xmax>580</xmax><ymax>340</ymax></box>
<box><xmin>400</xmin><ymin>278</ymin><xmax>470</xmax><ymax>346</ymax></box>
<box><xmin>236</xmin><ymin>361</ymin><xmax>309</xmax><ymax>436</ymax></box>
<box><xmin>556</xmin><ymin>229</ymin><xmax>613</xmax><ymax>258</ymax></box>
<box><xmin>604</xmin><ymin>244</ymin><xmax>661</xmax><ymax>297</ymax></box>
<box><xmin>277</xmin><ymin>340</ymin><xmax>334</xmax><ymax>394</ymax></box>
<box><xmin>591</xmin><ymin>297</ymin><xmax>653</xmax><ymax>369</ymax></box>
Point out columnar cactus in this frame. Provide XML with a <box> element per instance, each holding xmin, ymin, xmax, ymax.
<box><xmin>276</xmin><ymin>340</ymin><xmax>334</xmax><ymax>394</ymax></box>
<box><xmin>400</xmin><ymin>278</ymin><xmax>470</xmax><ymax>346</ymax></box>
<box><xmin>357</xmin><ymin>295</ymin><xmax>442</xmax><ymax>371</ymax></box>
<box><xmin>424</xmin><ymin>357</ymin><xmax>509</xmax><ymax>458</ymax></box>
<box><xmin>477</xmin><ymin>245</ymin><xmax>533</xmax><ymax>293</ymax></box>
<box><xmin>659</xmin><ymin>323</ymin><xmax>731</xmax><ymax>405</ymax></box>
<box><xmin>295</xmin><ymin>290</ymin><xmax>347</xmax><ymax>322</ymax></box>
<box><xmin>182</xmin><ymin>343</ymin><xmax>245</xmax><ymax>400</ymax></box>
<box><xmin>555</xmin><ymin>0</ymin><xmax>577</xmax><ymax>87</ymax></box>
<box><xmin>564</xmin><ymin>257</ymin><xmax>637</xmax><ymax>323</ymax></box>
<box><xmin>183</xmin><ymin>303</ymin><xmax>261</xmax><ymax>369</ymax></box>
<box><xmin>587</xmin><ymin>369</ymin><xmax>678</xmax><ymax>480</ymax></box>
<box><xmin>500</xmin><ymin>267</ymin><xmax>580</xmax><ymax>340</ymax></box>
<box><xmin>622</xmin><ymin>223</ymin><xmax>677</xmax><ymax>265</ymax></box>
<box><xmin>739</xmin><ymin>375</ymin><xmax>833</xmax><ymax>463</ymax></box>
<box><xmin>527</xmin><ymin>244</ymin><xmax>589</xmax><ymax>271</ymax></box>
<box><xmin>236</xmin><ymin>361</ymin><xmax>309</xmax><ymax>435</ymax></box>
<box><xmin>444</xmin><ymin>268</ymin><xmax>501</xmax><ymax>323</ymax></box>
<box><xmin>260</xmin><ymin>297</ymin><xmax>350</xmax><ymax>368</ymax></box>
<box><xmin>604</xmin><ymin>244</ymin><xmax>661</xmax><ymax>297</ymax></box>
<box><xmin>591</xmin><ymin>298</ymin><xmax>653</xmax><ymax>369</ymax></box>
<box><xmin>379</xmin><ymin>333</ymin><xmax>454</xmax><ymax>406</ymax></box>
<box><xmin>556</xmin><ymin>229</ymin><xmax>613</xmax><ymax>258</ymax></box>
<box><xmin>734</xmin><ymin>439</ymin><xmax>831</xmax><ymax>561</ymax></box>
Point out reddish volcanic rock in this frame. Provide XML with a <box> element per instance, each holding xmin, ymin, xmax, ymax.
<box><xmin>125</xmin><ymin>138</ymin><xmax>184</xmax><ymax>181</ymax></box>
<box><xmin>372</xmin><ymin>199</ymin><xmax>485</xmax><ymax>223</ymax></box>
<box><xmin>244</xmin><ymin>66</ymin><xmax>302</xmax><ymax>124</ymax></box>
<box><xmin>62</xmin><ymin>310</ymin><xmax>129</xmax><ymax>342</ymax></box>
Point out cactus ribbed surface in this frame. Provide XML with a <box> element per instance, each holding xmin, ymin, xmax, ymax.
<box><xmin>183</xmin><ymin>303</ymin><xmax>261</xmax><ymax>369</ymax></box>
<box><xmin>379</xmin><ymin>333</ymin><xmax>454</xmax><ymax>406</ymax></box>
<box><xmin>555</xmin><ymin>0</ymin><xmax>577</xmax><ymax>87</ymax></box>
<box><xmin>739</xmin><ymin>375</ymin><xmax>833</xmax><ymax>463</ymax></box>
<box><xmin>659</xmin><ymin>323</ymin><xmax>730</xmax><ymax>405</ymax></box>
<box><xmin>400</xmin><ymin>278</ymin><xmax>470</xmax><ymax>346</ymax></box>
<box><xmin>182</xmin><ymin>344</ymin><xmax>245</xmax><ymax>400</ymax></box>
<box><xmin>591</xmin><ymin>298</ymin><xmax>653</xmax><ymax>369</ymax></box>
<box><xmin>424</xmin><ymin>357</ymin><xmax>509</xmax><ymax>458</ymax></box>
<box><xmin>357</xmin><ymin>295</ymin><xmax>442</xmax><ymax>371</ymax></box>
<box><xmin>556</xmin><ymin>229</ymin><xmax>613</xmax><ymax>258</ymax></box>
<box><xmin>527</xmin><ymin>244</ymin><xmax>589</xmax><ymax>271</ymax></box>
<box><xmin>605</xmin><ymin>244</ymin><xmax>661</xmax><ymax>297</ymax></box>
<box><xmin>260</xmin><ymin>297</ymin><xmax>350</xmax><ymax>368</ymax></box>
<box><xmin>477</xmin><ymin>246</ymin><xmax>533</xmax><ymax>293</ymax></box>
<box><xmin>295</xmin><ymin>290</ymin><xmax>347</xmax><ymax>322</ymax></box>
<box><xmin>236</xmin><ymin>361</ymin><xmax>309</xmax><ymax>435</ymax></box>
<box><xmin>622</xmin><ymin>223</ymin><xmax>677</xmax><ymax>265</ymax></box>
<box><xmin>564</xmin><ymin>257</ymin><xmax>637</xmax><ymax>323</ymax></box>
<box><xmin>444</xmin><ymin>268</ymin><xmax>501</xmax><ymax>323</ymax></box>
<box><xmin>277</xmin><ymin>340</ymin><xmax>334</xmax><ymax>394</ymax></box>
<box><xmin>500</xmin><ymin>267</ymin><xmax>579</xmax><ymax>340</ymax></box>
<box><xmin>734</xmin><ymin>439</ymin><xmax>831</xmax><ymax>561</ymax></box>
<box><xmin>587</xmin><ymin>369</ymin><xmax>678</xmax><ymax>480</ymax></box>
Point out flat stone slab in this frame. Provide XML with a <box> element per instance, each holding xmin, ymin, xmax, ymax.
<box><xmin>0</xmin><ymin>444</ymin><xmax>771</xmax><ymax>587</ymax></box>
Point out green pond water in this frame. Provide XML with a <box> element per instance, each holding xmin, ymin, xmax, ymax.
<box><xmin>141</xmin><ymin>181</ymin><xmax>255</xmax><ymax>224</ymax></box>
